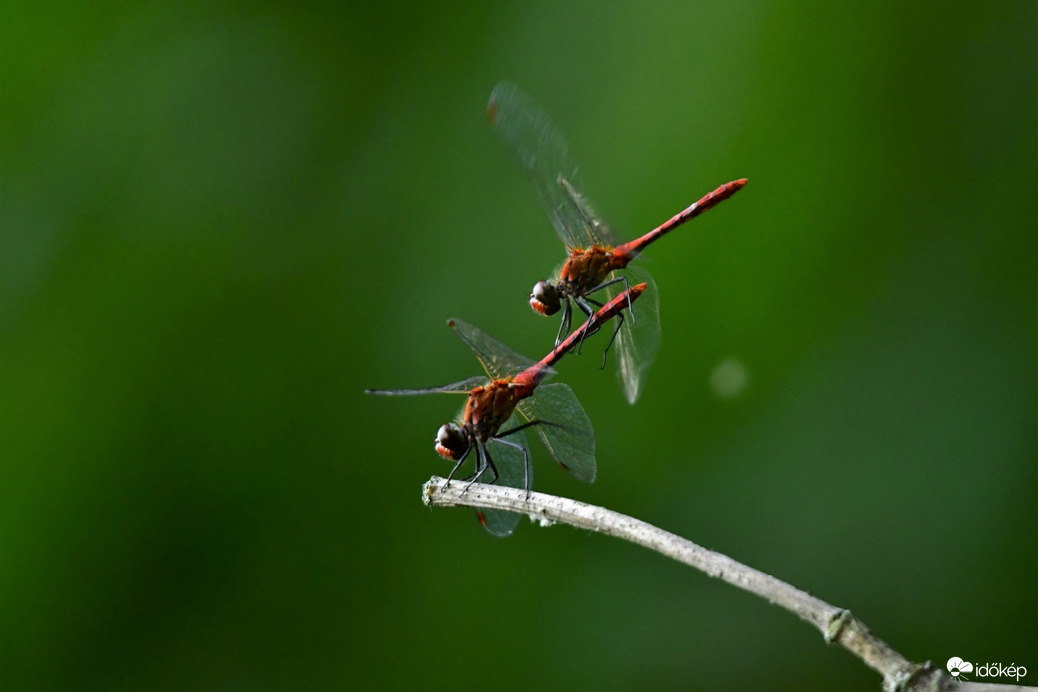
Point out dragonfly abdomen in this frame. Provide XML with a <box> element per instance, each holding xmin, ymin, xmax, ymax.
<box><xmin>615</xmin><ymin>178</ymin><xmax>748</xmax><ymax>258</ymax></box>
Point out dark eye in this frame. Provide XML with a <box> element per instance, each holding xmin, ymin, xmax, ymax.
<box><xmin>435</xmin><ymin>424</ymin><xmax>468</xmax><ymax>461</ymax></box>
<box><xmin>530</xmin><ymin>280</ymin><xmax>560</xmax><ymax>316</ymax></box>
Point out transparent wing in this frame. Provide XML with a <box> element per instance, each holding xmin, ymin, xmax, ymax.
<box><xmin>364</xmin><ymin>376</ymin><xmax>488</xmax><ymax>396</ymax></box>
<box><xmin>603</xmin><ymin>264</ymin><xmax>661</xmax><ymax>404</ymax></box>
<box><xmin>557</xmin><ymin>175</ymin><xmax>616</xmax><ymax>248</ymax></box>
<box><xmin>448</xmin><ymin>318</ymin><xmax>550</xmax><ymax>382</ymax></box>
<box><xmin>516</xmin><ymin>382</ymin><xmax>595</xmax><ymax>483</ymax></box>
<box><xmin>477</xmin><ymin>428</ymin><xmax>531</xmax><ymax>537</ymax></box>
<box><xmin>487</xmin><ymin>81</ymin><xmax>615</xmax><ymax>250</ymax></box>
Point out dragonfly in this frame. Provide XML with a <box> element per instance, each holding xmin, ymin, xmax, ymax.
<box><xmin>487</xmin><ymin>81</ymin><xmax>747</xmax><ymax>404</ymax></box>
<box><xmin>366</xmin><ymin>283</ymin><xmax>646</xmax><ymax>536</ymax></box>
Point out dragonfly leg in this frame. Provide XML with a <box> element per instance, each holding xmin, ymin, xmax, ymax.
<box><xmin>505</xmin><ymin>418</ymin><xmax>572</xmax><ymax>437</ymax></box>
<box><xmin>461</xmin><ymin>443</ymin><xmax>498</xmax><ymax>496</ymax></box>
<box><xmin>589</xmin><ymin>275</ymin><xmax>634</xmax><ymax>325</ymax></box>
<box><xmin>573</xmin><ymin>296</ymin><xmax>601</xmax><ymax>355</ymax></box>
<box><xmin>477</xmin><ymin>446</ymin><xmax>499</xmax><ymax>486</ymax></box>
<box><xmin>600</xmin><ymin>309</ymin><xmax>625</xmax><ymax>370</ymax></box>
<box><xmin>554</xmin><ymin>299</ymin><xmax>572</xmax><ymax>348</ymax></box>
<box><xmin>496</xmin><ymin>423</ymin><xmax>539</xmax><ymax>498</ymax></box>
<box><xmin>444</xmin><ymin>444</ymin><xmax>472</xmax><ymax>487</ymax></box>
<box><xmin>503</xmin><ymin>418</ymin><xmax>580</xmax><ymax>481</ymax></box>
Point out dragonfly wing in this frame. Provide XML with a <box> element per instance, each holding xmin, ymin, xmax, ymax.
<box><xmin>364</xmin><ymin>375</ymin><xmax>488</xmax><ymax>396</ymax></box>
<box><xmin>477</xmin><ymin>428</ymin><xmax>531</xmax><ymax>537</ymax></box>
<box><xmin>448</xmin><ymin>318</ymin><xmax>548</xmax><ymax>381</ymax></box>
<box><xmin>488</xmin><ymin>81</ymin><xmax>615</xmax><ymax>250</ymax></box>
<box><xmin>603</xmin><ymin>264</ymin><xmax>660</xmax><ymax>404</ymax></box>
<box><xmin>516</xmin><ymin>382</ymin><xmax>595</xmax><ymax>483</ymax></box>
<box><xmin>557</xmin><ymin>176</ymin><xmax>616</xmax><ymax>248</ymax></box>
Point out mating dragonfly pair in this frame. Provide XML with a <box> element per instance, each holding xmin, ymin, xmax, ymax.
<box><xmin>368</xmin><ymin>82</ymin><xmax>746</xmax><ymax>535</ymax></box>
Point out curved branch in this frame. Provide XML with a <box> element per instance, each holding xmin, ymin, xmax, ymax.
<box><xmin>422</xmin><ymin>477</ymin><xmax>1031</xmax><ymax>692</ymax></box>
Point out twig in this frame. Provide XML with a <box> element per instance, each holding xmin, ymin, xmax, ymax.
<box><xmin>422</xmin><ymin>477</ymin><xmax>1035</xmax><ymax>692</ymax></box>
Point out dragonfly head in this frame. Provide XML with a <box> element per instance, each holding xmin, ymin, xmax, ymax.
<box><xmin>530</xmin><ymin>280</ymin><xmax>561</xmax><ymax>316</ymax></box>
<box><xmin>435</xmin><ymin>423</ymin><xmax>469</xmax><ymax>461</ymax></box>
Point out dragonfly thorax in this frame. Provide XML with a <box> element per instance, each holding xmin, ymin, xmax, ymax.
<box><xmin>463</xmin><ymin>380</ymin><xmax>525</xmax><ymax>442</ymax></box>
<box><xmin>558</xmin><ymin>247</ymin><xmax>621</xmax><ymax>296</ymax></box>
<box><xmin>532</xmin><ymin>243</ymin><xmax>629</xmax><ymax>316</ymax></box>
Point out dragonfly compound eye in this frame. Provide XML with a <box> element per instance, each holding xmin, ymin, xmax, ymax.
<box><xmin>435</xmin><ymin>423</ymin><xmax>468</xmax><ymax>461</ymax></box>
<box><xmin>530</xmin><ymin>280</ymin><xmax>561</xmax><ymax>316</ymax></box>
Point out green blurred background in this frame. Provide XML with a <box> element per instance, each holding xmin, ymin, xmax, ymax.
<box><xmin>2</xmin><ymin>2</ymin><xmax>1035</xmax><ymax>690</ymax></box>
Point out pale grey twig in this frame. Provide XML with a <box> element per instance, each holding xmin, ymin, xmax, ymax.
<box><xmin>422</xmin><ymin>477</ymin><xmax>1034</xmax><ymax>692</ymax></box>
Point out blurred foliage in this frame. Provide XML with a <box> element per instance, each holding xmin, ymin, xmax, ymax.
<box><xmin>1</xmin><ymin>2</ymin><xmax>1035</xmax><ymax>690</ymax></box>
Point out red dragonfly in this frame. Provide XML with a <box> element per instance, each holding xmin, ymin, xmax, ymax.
<box><xmin>367</xmin><ymin>284</ymin><xmax>646</xmax><ymax>536</ymax></box>
<box><xmin>487</xmin><ymin>81</ymin><xmax>746</xmax><ymax>404</ymax></box>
